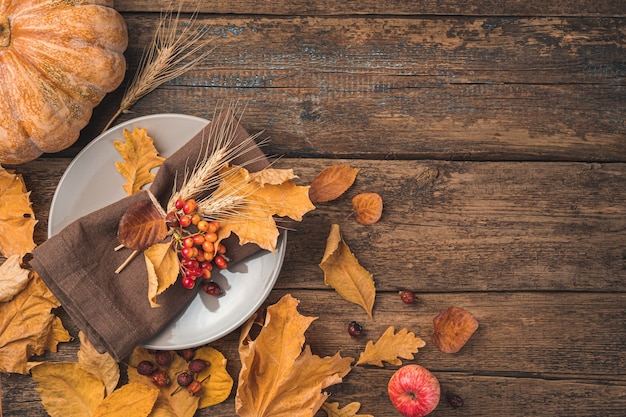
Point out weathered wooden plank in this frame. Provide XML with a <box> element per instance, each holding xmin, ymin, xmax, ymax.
<box><xmin>15</xmin><ymin>158</ymin><xmax>626</xmax><ymax>292</ymax></box>
<box><xmin>113</xmin><ymin>0</ymin><xmax>626</xmax><ymax>17</ymax></box>
<box><xmin>62</xmin><ymin>15</ymin><xmax>625</xmax><ymax>161</ymax></box>
<box><xmin>2</xmin><ymin>291</ymin><xmax>625</xmax><ymax>416</ymax></box>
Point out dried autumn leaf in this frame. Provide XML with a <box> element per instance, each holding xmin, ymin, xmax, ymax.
<box><xmin>0</xmin><ymin>254</ymin><xmax>31</xmax><ymax>302</ymax></box>
<box><xmin>0</xmin><ymin>272</ymin><xmax>71</xmax><ymax>374</ymax></box>
<box><xmin>77</xmin><ymin>331</ymin><xmax>120</xmax><ymax>396</ymax></box>
<box><xmin>194</xmin><ymin>346</ymin><xmax>234</xmax><ymax>408</ymax></box>
<box><xmin>352</xmin><ymin>193</ymin><xmax>383</xmax><ymax>225</ymax></box>
<box><xmin>213</xmin><ymin>165</ymin><xmax>315</xmax><ymax>252</ymax></box>
<box><xmin>250</xmin><ymin>167</ymin><xmax>298</xmax><ymax>186</ymax></box>
<box><xmin>319</xmin><ymin>224</ymin><xmax>376</xmax><ymax>318</ymax></box>
<box><xmin>309</xmin><ymin>164</ymin><xmax>360</xmax><ymax>203</ymax></box>
<box><xmin>144</xmin><ymin>242</ymin><xmax>179</xmax><ymax>307</ymax></box>
<box><xmin>321</xmin><ymin>401</ymin><xmax>374</xmax><ymax>417</ymax></box>
<box><xmin>93</xmin><ymin>383</ymin><xmax>159</xmax><ymax>417</ymax></box>
<box><xmin>128</xmin><ymin>347</ymin><xmax>199</xmax><ymax>417</ymax></box>
<box><xmin>31</xmin><ymin>362</ymin><xmax>106</xmax><ymax>417</ymax></box>
<box><xmin>118</xmin><ymin>199</ymin><xmax>168</xmax><ymax>251</ymax></box>
<box><xmin>114</xmin><ymin>127</ymin><xmax>165</xmax><ymax>196</ymax></box>
<box><xmin>236</xmin><ymin>294</ymin><xmax>353</xmax><ymax>417</ymax></box>
<box><xmin>356</xmin><ymin>327</ymin><xmax>426</xmax><ymax>367</ymax></box>
<box><xmin>432</xmin><ymin>306</ymin><xmax>479</xmax><ymax>354</ymax></box>
<box><xmin>0</xmin><ymin>165</ymin><xmax>37</xmax><ymax>257</ymax></box>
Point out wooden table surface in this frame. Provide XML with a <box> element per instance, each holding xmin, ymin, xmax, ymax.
<box><xmin>2</xmin><ymin>1</ymin><xmax>625</xmax><ymax>416</ymax></box>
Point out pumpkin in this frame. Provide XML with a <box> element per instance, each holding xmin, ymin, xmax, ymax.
<box><xmin>0</xmin><ymin>0</ymin><xmax>128</xmax><ymax>164</ymax></box>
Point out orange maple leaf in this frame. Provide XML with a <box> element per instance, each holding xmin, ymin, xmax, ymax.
<box><xmin>356</xmin><ymin>327</ymin><xmax>426</xmax><ymax>367</ymax></box>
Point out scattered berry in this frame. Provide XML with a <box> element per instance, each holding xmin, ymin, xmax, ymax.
<box><xmin>187</xmin><ymin>380</ymin><xmax>202</xmax><ymax>396</ymax></box>
<box><xmin>447</xmin><ymin>393</ymin><xmax>464</xmax><ymax>409</ymax></box>
<box><xmin>188</xmin><ymin>359</ymin><xmax>207</xmax><ymax>374</ymax></box>
<box><xmin>136</xmin><ymin>360</ymin><xmax>156</xmax><ymax>376</ymax></box>
<box><xmin>203</xmin><ymin>281</ymin><xmax>223</xmax><ymax>296</ymax></box>
<box><xmin>155</xmin><ymin>350</ymin><xmax>174</xmax><ymax>367</ymax></box>
<box><xmin>176</xmin><ymin>371</ymin><xmax>194</xmax><ymax>387</ymax></box>
<box><xmin>400</xmin><ymin>289</ymin><xmax>416</xmax><ymax>305</ymax></box>
<box><xmin>347</xmin><ymin>321</ymin><xmax>363</xmax><ymax>337</ymax></box>
<box><xmin>214</xmin><ymin>254</ymin><xmax>228</xmax><ymax>269</ymax></box>
<box><xmin>151</xmin><ymin>370</ymin><xmax>170</xmax><ymax>387</ymax></box>
<box><xmin>179</xmin><ymin>348</ymin><xmax>195</xmax><ymax>361</ymax></box>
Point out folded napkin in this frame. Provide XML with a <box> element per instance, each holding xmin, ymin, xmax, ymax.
<box><xmin>32</xmin><ymin>110</ymin><xmax>269</xmax><ymax>361</ymax></box>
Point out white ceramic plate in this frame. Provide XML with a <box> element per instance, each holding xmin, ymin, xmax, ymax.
<box><xmin>48</xmin><ymin>114</ymin><xmax>286</xmax><ymax>349</ymax></box>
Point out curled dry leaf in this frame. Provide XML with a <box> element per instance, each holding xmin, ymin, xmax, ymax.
<box><xmin>114</xmin><ymin>126</ymin><xmax>165</xmax><ymax>196</ymax></box>
<box><xmin>236</xmin><ymin>294</ymin><xmax>353</xmax><ymax>417</ymax></box>
<box><xmin>352</xmin><ymin>192</ymin><xmax>383</xmax><ymax>225</ymax></box>
<box><xmin>432</xmin><ymin>306</ymin><xmax>479</xmax><ymax>353</ymax></box>
<box><xmin>31</xmin><ymin>362</ymin><xmax>106</xmax><ymax>417</ymax></box>
<box><xmin>0</xmin><ymin>272</ymin><xmax>71</xmax><ymax>374</ymax></box>
<box><xmin>92</xmin><ymin>383</ymin><xmax>159</xmax><ymax>417</ymax></box>
<box><xmin>321</xmin><ymin>401</ymin><xmax>374</xmax><ymax>417</ymax></box>
<box><xmin>308</xmin><ymin>164</ymin><xmax>360</xmax><ymax>203</ymax></box>
<box><xmin>118</xmin><ymin>199</ymin><xmax>168</xmax><ymax>251</ymax></box>
<box><xmin>319</xmin><ymin>224</ymin><xmax>376</xmax><ymax>318</ymax></box>
<box><xmin>0</xmin><ymin>254</ymin><xmax>30</xmax><ymax>302</ymax></box>
<box><xmin>0</xmin><ymin>164</ymin><xmax>37</xmax><ymax>257</ymax></box>
<box><xmin>356</xmin><ymin>327</ymin><xmax>426</xmax><ymax>367</ymax></box>
<box><xmin>144</xmin><ymin>242</ymin><xmax>179</xmax><ymax>307</ymax></box>
<box><xmin>77</xmin><ymin>331</ymin><xmax>120</xmax><ymax>396</ymax></box>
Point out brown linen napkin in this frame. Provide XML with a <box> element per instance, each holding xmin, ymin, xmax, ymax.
<box><xmin>31</xmin><ymin>110</ymin><xmax>269</xmax><ymax>361</ymax></box>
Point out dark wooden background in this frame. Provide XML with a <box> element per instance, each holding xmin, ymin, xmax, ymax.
<box><xmin>2</xmin><ymin>0</ymin><xmax>625</xmax><ymax>416</ymax></box>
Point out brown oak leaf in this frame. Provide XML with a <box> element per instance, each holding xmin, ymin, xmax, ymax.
<box><xmin>118</xmin><ymin>199</ymin><xmax>168</xmax><ymax>251</ymax></box>
<box><xmin>308</xmin><ymin>164</ymin><xmax>360</xmax><ymax>203</ymax></box>
<box><xmin>356</xmin><ymin>327</ymin><xmax>426</xmax><ymax>367</ymax></box>
<box><xmin>236</xmin><ymin>294</ymin><xmax>353</xmax><ymax>417</ymax></box>
<box><xmin>352</xmin><ymin>192</ymin><xmax>383</xmax><ymax>225</ymax></box>
<box><xmin>114</xmin><ymin>127</ymin><xmax>165</xmax><ymax>196</ymax></box>
<box><xmin>321</xmin><ymin>401</ymin><xmax>374</xmax><ymax>417</ymax></box>
<box><xmin>0</xmin><ymin>165</ymin><xmax>37</xmax><ymax>257</ymax></box>
<box><xmin>319</xmin><ymin>224</ymin><xmax>376</xmax><ymax>318</ymax></box>
<box><xmin>432</xmin><ymin>306</ymin><xmax>479</xmax><ymax>353</ymax></box>
<box><xmin>0</xmin><ymin>254</ymin><xmax>31</xmax><ymax>302</ymax></box>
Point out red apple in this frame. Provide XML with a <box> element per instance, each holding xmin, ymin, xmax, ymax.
<box><xmin>388</xmin><ymin>364</ymin><xmax>440</xmax><ymax>417</ymax></box>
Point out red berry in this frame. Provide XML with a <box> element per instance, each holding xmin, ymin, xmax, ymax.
<box><xmin>214</xmin><ymin>255</ymin><xmax>227</xmax><ymax>269</ymax></box>
<box><xmin>192</xmin><ymin>234</ymin><xmax>205</xmax><ymax>246</ymax></box>
<box><xmin>155</xmin><ymin>350</ymin><xmax>173</xmax><ymax>367</ymax></box>
<box><xmin>175</xmin><ymin>199</ymin><xmax>185</xmax><ymax>210</ymax></box>
<box><xmin>187</xmin><ymin>380</ymin><xmax>202</xmax><ymax>395</ymax></box>
<box><xmin>348</xmin><ymin>321</ymin><xmax>363</xmax><ymax>337</ymax></box>
<box><xmin>151</xmin><ymin>370</ymin><xmax>170</xmax><ymax>387</ymax></box>
<box><xmin>181</xmin><ymin>247</ymin><xmax>194</xmax><ymax>259</ymax></box>
<box><xmin>188</xmin><ymin>359</ymin><xmax>207</xmax><ymax>374</ymax></box>
<box><xmin>447</xmin><ymin>393</ymin><xmax>464</xmax><ymax>409</ymax></box>
<box><xmin>182</xmin><ymin>199</ymin><xmax>197</xmax><ymax>215</ymax></box>
<box><xmin>136</xmin><ymin>360</ymin><xmax>156</xmax><ymax>376</ymax></box>
<box><xmin>176</xmin><ymin>371</ymin><xmax>194</xmax><ymax>387</ymax></box>
<box><xmin>400</xmin><ymin>289</ymin><xmax>416</xmax><ymax>305</ymax></box>
<box><xmin>203</xmin><ymin>281</ymin><xmax>222</xmax><ymax>296</ymax></box>
<box><xmin>179</xmin><ymin>215</ymin><xmax>192</xmax><ymax>228</ymax></box>
<box><xmin>165</xmin><ymin>211</ymin><xmax>179</xmax><ymax>228</ymax></box>
<box><xmin>178</xmin><ymin>348</ymin><xmax>195</xmax><ymax>361</ymax></box>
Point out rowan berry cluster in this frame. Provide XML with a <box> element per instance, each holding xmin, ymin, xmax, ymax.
<box><xmin>166</xmin><ymin>198</ymin><xmax>227</xmax><ymax>293</ymax></box>
<box><xmin>136</xmin><ymin>348</ymin><xmax>209</xmax><ymax>396</ymax></box>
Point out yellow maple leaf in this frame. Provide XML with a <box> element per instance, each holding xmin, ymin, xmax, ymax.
<box><xmin>0</xmin><ymin>272</ymin><xmax>71</xmax><ymax>374</ymax></box>
<box><xmin>77</xmin><ymin>331</ymin><xmax>120</xmax><ymax>396</ymax></box>
<box><xmin>321</xmin><ymin>401</ymin><xmax>374</xmax><ymax>417</ymax></box>
<box><xmin>236</xmin><ymin>294</ymin><xmax>353</xmax><ymax>417</ymax></box>
<box><xmin>114</xmin><ymin>127</ymin><xmax>165</xmax><ymax>196</ymax></box>
<box><xmin>211</xmin><ymin>165</ymin><xmax>315</xmax><ymax>252</ymax></box>
<box><xmin>31</xmin><ymin>362</ymin><xmax>106</xmax><ymax>417</ymax></box>
<box><xmin>144</xmin><ymin>242</ymin><xmax>179</xmax><ymax>307</ymax></box>
<box><xmin>93</xmin><ymin>383</ymin><xmax>159</xmax><ymax>417</ymax></box>
<box><xmin>356</xmin><ymin>327</ymin><xmax>426</xmax><ymax>367</ymax></box>
<box><xmin>0</xmin><ymin>254</ymin><xmax>31</xmax><ymax>302</ymax></box>
<box><xmin>319</xmin><ymin>224</ymin><xmax>376</xmax><ymax>318</ymax></box>
<box><xmin>0</xmin><ymin>164</ymin><xmax>37</xmax><ymax>257</ymax></box>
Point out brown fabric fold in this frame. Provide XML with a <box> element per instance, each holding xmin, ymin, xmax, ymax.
<box><xmin>31</xmin><ymin>110</ymin><xmax>269</xmax><ymax>361</ymax></box>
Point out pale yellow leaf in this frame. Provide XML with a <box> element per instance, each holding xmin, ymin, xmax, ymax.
<box><xmin>114</xmin><ymin>127</ymin><xmax>165</xmax><ymax>196</ymax></box>
<box><xmin>0</xmin><ymin>254</ymin><xmax>31</xmax><ymax>302</ymax></box>
<box><xmin>144</xmin><ymin>243</ymin><xmax>179</xmax><ymax>307</ymax></box>
<box><xmin>236</xmin><ymin>294</ymin><xmax>353</xmax><ymax>417</ymax></box>
<box><xmin>0</xmin><ymin>165</ymin><xmax>37</xmax><ymax>257</ymax></box>
<box><xmin>93</xmin><ymin>383</ymin><xmax>159</xmax><ymax>417</ymax></box>
<box><xmin>321</xmin><ymin>401</ymin><xmax>374</xmax><ymax>417</ymax></box>
<box><xmin>77</xmin><ymin>331</ymin><xmax>120</xmax><ymax>396</ymax></box>
<box><xmin>319</xmin><ymin>224</ymin><xmax>376</xmax><ymax>318</ymax></box>
<box><xmin>250</xmin><ymin>168</ymin><xmax>298</xmax><ymax>186</ymax></box>
<box><xmin>356</xmin><ymin>327</ymin><xmax>426</xmax><ymax>367</ymax></box>
<box><xmin>31</xmin><ymin>362</ymin><xmax>105</xmax><ymax>417</ymax></box>
<box><xmin>195</xmin><ymin>346</ymin><xmax>234</xmax><ymax>408</ymax></box>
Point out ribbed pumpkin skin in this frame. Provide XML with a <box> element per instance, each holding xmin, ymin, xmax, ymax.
<box><xmin>0</xmin><ymin>0</ymin><xmax>128</xmax><ymax>164</ymax></box>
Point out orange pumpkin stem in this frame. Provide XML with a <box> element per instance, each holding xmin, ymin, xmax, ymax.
<box><xmin>0</xmin><ymin>14</ymin><xmax>9</xmax><ymax>47</ymax></box>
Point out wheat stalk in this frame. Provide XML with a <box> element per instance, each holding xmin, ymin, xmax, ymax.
<box><xmin>103</xmin><ymin>2</ymin><xmax>214</xmax><ymax>131</ymax></box>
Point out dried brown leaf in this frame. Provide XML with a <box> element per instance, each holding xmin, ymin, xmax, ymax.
<box><xmin>319</xmin><ymin>224</ymin><xmax>375</xmax><ymax>318</ymax></box>
<box><xmin>0</xmin><ymin>165</ymin><xmax>37</xmax><ymax>257</ymax></box>
<box><xmin>352</xmin><ymin>193</ymin><xmax>383</xmax><ymax>225</ymax></box>
<box><xmin>114</xmin><ymin>127</ymin><xmax>164</xmax><ymax>196</ymax></box>
<box><xmin>432</xmin><ymin>306</ymin><xmax>479</xmax><ymax>353</ymax></box>
<box><xmin>356</xmin><ymin>327</ymin><xmax>426</xmax><ymax>367</ymax></box>
<box><xmin>321</xmin><ymin>401</ymin><xmax>374</xmax><ymax>417</ymax></box>
<box><xmin>77</xmin><ymin>331</ymin><xmax>120</xmax><ymax>396</ymax></box>
<box><xmin>118</xmin><ymin>199</ymin><xmax>168</xmax><ymax>251</ymax></box>
<box><xmin>0</xmin><ymin>254</ymin><xmax>31</xmax><ymax>302</ymax></box>
<box><xmin>309</xmin><ymin>165</ymin><xmax>360</xmax><ymax>203</ymax></box>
